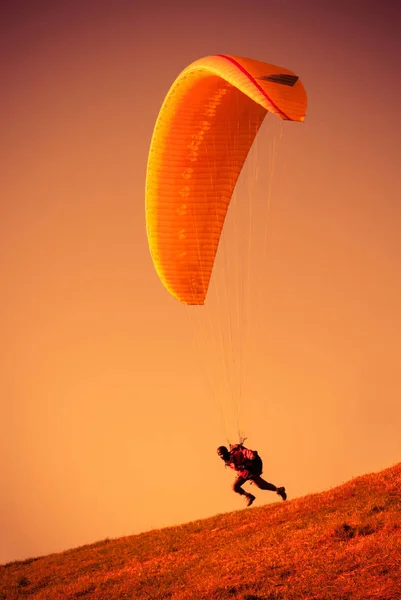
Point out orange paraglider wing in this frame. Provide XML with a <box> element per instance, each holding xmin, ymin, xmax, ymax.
<box><xmin>145</xmin><ymin>54</ymin><xmax>307</xmax><ymax>305</ymax></box>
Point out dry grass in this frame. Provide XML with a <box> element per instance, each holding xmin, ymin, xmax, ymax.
<box><xmin>1</xmin><ymin>462</ymin><xmax>401</xmax><ymax>599</ymax></box>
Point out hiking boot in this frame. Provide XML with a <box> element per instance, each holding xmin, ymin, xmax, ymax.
<box><xmin>276</xmin><ymin>486</ymin><xmax>287</xmax><ymax>501</ymax></box>
<box><xmin>246</xmin><ymin>493</ymin><xmax>256</xmax><ymax>507</ymax></box>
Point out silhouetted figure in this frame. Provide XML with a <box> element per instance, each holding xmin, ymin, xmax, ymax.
<box><xmin>217</xmin><ymin>444</ymin><xmax>287</xmax><ymax>507</ymax></box>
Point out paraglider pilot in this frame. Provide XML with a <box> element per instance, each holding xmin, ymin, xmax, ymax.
<box><xmin>217</xmin><ymin>444</ymin><xmax>287</xmax><ymax>507</ymax></box>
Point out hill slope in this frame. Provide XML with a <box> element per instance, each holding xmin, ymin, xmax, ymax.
<box><xmin>1</xmin><ymin>462</ymin><xmax>401</xmax><ymax>600</ymax></box>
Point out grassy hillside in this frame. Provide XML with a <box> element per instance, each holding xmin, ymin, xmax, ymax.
<box><xmin>1</xmin><ymin>462</ymin><xmax>401</xmax><ymax>600</ymax></box>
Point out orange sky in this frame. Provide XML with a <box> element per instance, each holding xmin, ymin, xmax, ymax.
<box><xmin>1</xmin><ymin>0</ymin><xmax>401</xmax><ymax>564</ymax></box>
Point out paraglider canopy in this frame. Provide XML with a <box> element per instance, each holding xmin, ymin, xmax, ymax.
<box><xmin>145</xmin><ymin>54</ymin><xmax>307</xmax><ymax>305</ymax></box>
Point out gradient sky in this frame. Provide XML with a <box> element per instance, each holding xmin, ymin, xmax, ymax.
<box><xmin>1</xmin><ymin>0</ymin><xmax>401</xmax><ymax>564</ymax></box>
